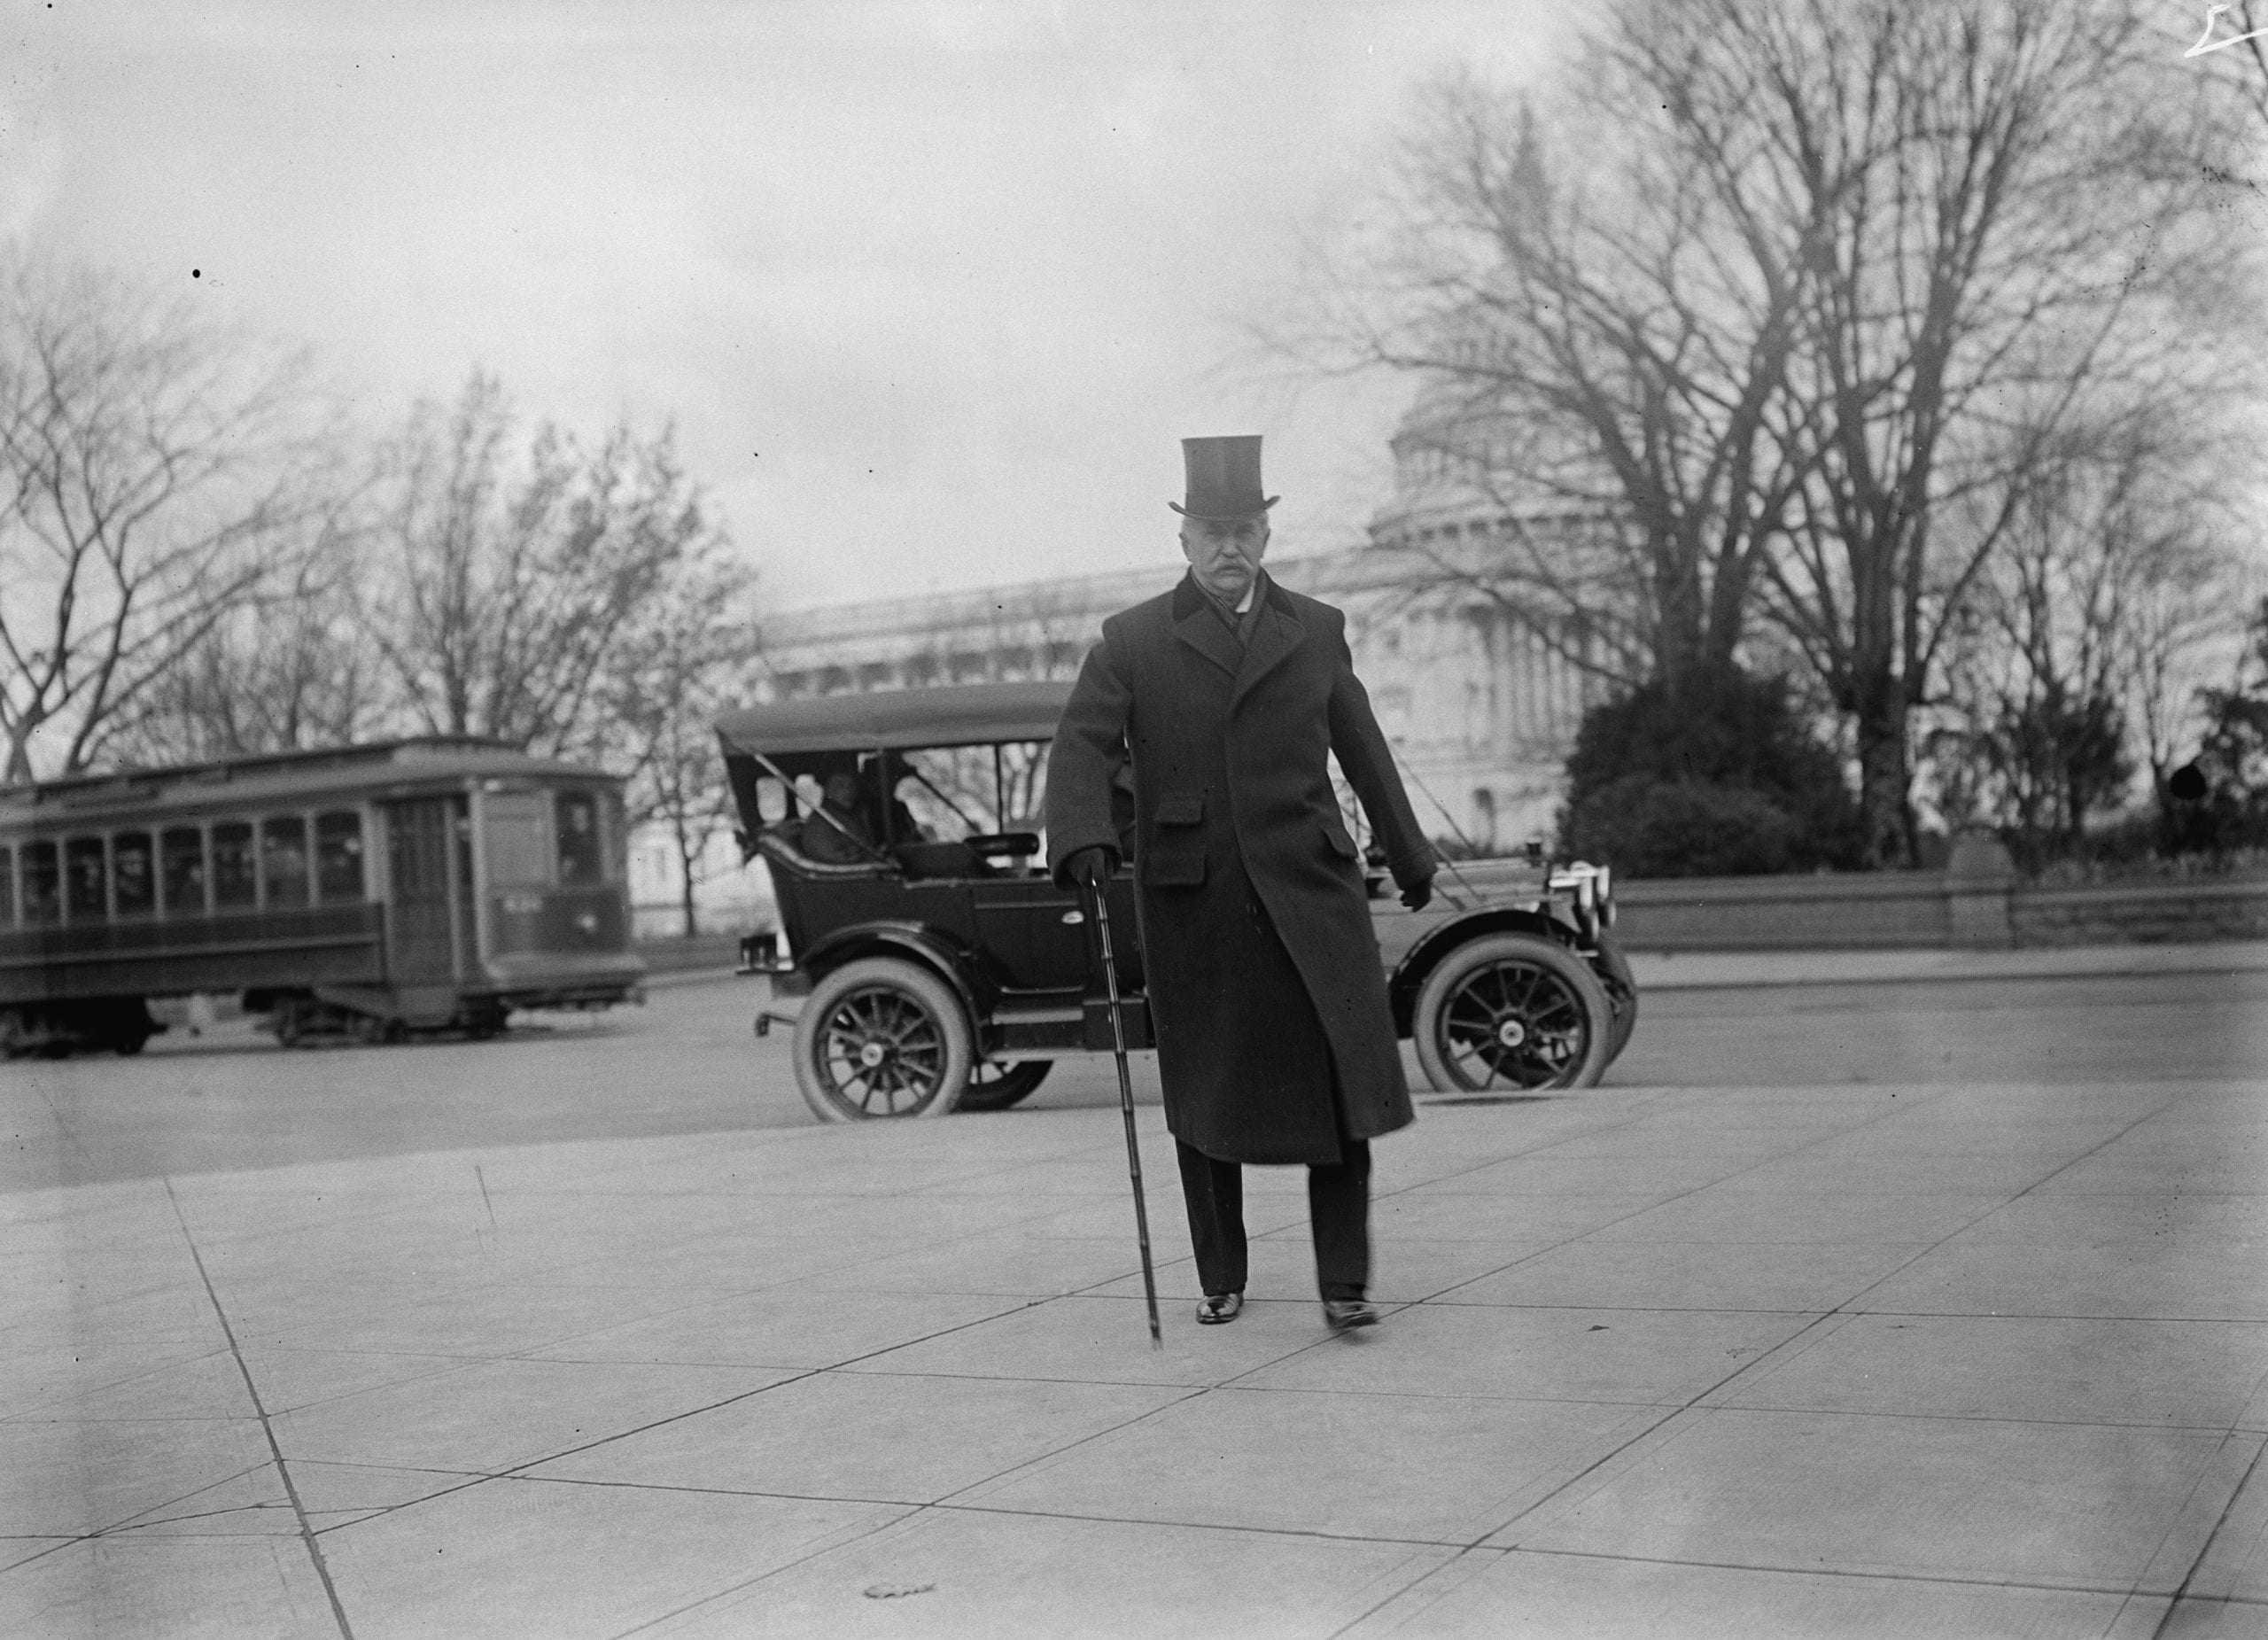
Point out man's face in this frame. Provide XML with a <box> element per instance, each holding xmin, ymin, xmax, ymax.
<box><xmin>822</xmin><ymin>772</ymin><xmax>859</xmax><ymax>810</ymax></box>
<box><xmin>1180</xmin><ymin>514</ymin><xmax>1270</xmax><ymax>603</ymax></box>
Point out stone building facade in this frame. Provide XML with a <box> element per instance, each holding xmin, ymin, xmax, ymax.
<box><xmin>744</xmin><ymin>421</ymin><xmax>1606</xmax><ymax>854</ymax></box>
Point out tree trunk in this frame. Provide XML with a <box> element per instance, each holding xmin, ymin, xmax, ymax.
<box><xmin>1852</xmin><ymin>665</ymin><xmax>1915</xmax><ymax>867</ymax></box>
<box><xmin>4</xmin><ymin>722</ymin><xmax>36</xmax><ymax>787</ymax></box>
<box><xmin>674</xmin><ymin>811</ymin><xmax>700</xmax><ymax>939</ymax></box>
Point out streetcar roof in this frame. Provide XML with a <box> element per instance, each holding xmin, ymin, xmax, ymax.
<box><xmin>714</xmin><ymin>680</ymin><xmax>1074</xmax><ymax>756</ymax></box>
<box><xmin>0</xmin><ymin>737</ymin><xmax>620</xmax><ymax>826</ymax></box>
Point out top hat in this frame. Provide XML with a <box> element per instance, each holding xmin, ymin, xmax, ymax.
<box><xmin>1169</xmin><ymin>435</ymin><xmax>1279</xmax><ymax>521</ymax></box>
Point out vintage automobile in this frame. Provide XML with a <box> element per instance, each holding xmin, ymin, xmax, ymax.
<box><xmin>715</xmin><ymin>680</ymin><xmax>1634</xmax><ymax>1123</ymax></box>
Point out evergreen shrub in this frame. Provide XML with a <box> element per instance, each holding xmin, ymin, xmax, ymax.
<box><xmin>1559</xmin><ymin>664</ymin><xmax>1862</xmax><ymax>877</ymax></box>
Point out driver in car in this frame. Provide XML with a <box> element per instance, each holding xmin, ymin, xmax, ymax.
<box><xmin>800</xmin><ymin>771</ymin><xmax>878</xmax><ymax>865</ymax></box>
<box><xmin>1047</xmin><ymin>434</ymin><xmax>1436</xmax><ymax>1334</ymax></box>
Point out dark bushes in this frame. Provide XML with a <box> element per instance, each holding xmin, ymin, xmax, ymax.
<box><xmin>2163</xmin><ymin>598</ymin><xmax>2268</xmax><ymax>857</ymax></box>
<box><xmin>1559</xmin><ymin>665</ymin><xmax>1861</xmax><ymax>877</ymax></box>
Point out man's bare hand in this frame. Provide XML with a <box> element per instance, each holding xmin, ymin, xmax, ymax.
<box><xmin>1400</xmin><ymin>874</ymin><xmax>1433</xmax><ymax>913</ymax></box>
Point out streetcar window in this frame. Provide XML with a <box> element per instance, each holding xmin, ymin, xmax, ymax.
<box><xmin>113</xmin><ymin>832</ymin><xmax>154</xmax><ymax>917</ymax></box>
<box><xmin>602</xmin><ymin>787</ymin><xmax>628</xmax><ymax>882</ymax></box>
<box><xmin>0</xmin><ymin>845</ymin><xmax>12</xmax><ymax>925</ymax></box>
<box><xmin>262</xmin><ymin>816</ymin><xmax>310</xmax><ymax>908</ymax></box>
<box><xmin>315</xmin><ymin>812</ymin><xmax>364</xmax><ymax>900</ymax></box>
<box><xmin>22</xmin><ymin>842</ymin><xmax>58</xmax><ymax>923</ymax></box>
<box><xmin>66</xmin><ymin>836</ymin><xmax>106</xmax><ymax>920</ymax></box>
<box><xmin>483</xmin><ymin>793</ymin><xmax>551</xmax><ymax>887</ymax></box>
<box><xmin>212</xmin><ymin>822</ymin><xmax>256</xmax><ymax>909</ymax></box>
<box><xmin>162</xmin><ymin>828</ymin><xmax>207</xmax><ymax>913</ymax></box>
<box><xmin>556</xmin><ymin>790</ymin><xmax>602</xmax><ymax>885</ymax></box>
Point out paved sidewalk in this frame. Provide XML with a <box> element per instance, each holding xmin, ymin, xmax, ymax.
<box><xmin>5</xmin><ymin>1052</ymin><xmax>2265</xmax><ymax>1638</ymax></box>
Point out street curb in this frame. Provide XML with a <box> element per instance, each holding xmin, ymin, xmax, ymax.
<box><xmin>638</xmin><ymin>942</ymin><xmax>2268</xmax><ymax>999</ymax></box>
<box><xmin>1627</xmin><ymin>939</ymin><xmax>2268</xmax><ymax>991</ymax></box>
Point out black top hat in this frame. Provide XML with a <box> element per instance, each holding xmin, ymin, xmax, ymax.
<box><xmin>1169</xmin><ymin>435</ymin><xmax>1279</xmax><ymax>521</ymax></box>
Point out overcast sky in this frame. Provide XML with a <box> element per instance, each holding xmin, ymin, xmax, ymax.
<box><xmin>5</xmin><ymin>1</ymin><xmax>1574</xmax><ymax>610</ymax></box>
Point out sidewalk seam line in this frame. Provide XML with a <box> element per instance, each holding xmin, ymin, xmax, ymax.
<box><xmin>2145</xmin><ymin>1434</ymin><xmax>2268</xmax><ymax>1639</ymax></box>
<box><xmin>162</xmin><ymin>1177</ymin><xmax>358</xmax><ymax>1640</ymax></box>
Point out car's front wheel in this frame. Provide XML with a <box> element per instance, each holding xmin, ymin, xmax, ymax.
<box><xmin>793</xmin><ymin>957</ymin><xmax>974</xmax><ymax>1122</ymax></box>
<box><xmin>1413</xmin><ymin>932</ymin><xmax>1613</xmax><ymax>1092</ymax></box>
<box><xmin>1594</xmin><ymin>935</ymin><xmax>1639</xmax><ymax>1065</ymax></box>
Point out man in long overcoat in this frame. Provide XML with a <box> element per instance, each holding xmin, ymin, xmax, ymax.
<box><xmin>1047</xmin><ymin>435</ymin><xmax>1436</xmax><ymax>1333</ymax></box>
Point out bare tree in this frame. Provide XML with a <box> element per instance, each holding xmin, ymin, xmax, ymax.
<box><xmin>367</xmin><ymin>371</ymin><xmax>715</xmax><ymax>761</ymax></box>
<box><xmin>0</xmin><ymin>260</ymin><xmax>338</xmax><ymax>783</ymax></box>
<box><xmin>1921</xmin><ymin>401</ymin><xmax>2255</xmax><ymax>858</ymax></box>
<box><xmin>1294</xmin><ymin>0</ymin><xmax>2260</xmax><ymax>867</ymax></box>
<box><xmin>612</xmin><ymin>548</ymin><xmax>759</xmax><ymax>938</ymax></box>
<box><xmin>99</xmin><ymin>515</ymin><xmax>383</xmax><ymax>766</ymax></box>
<box><xmin>1269</xmin><ymin>38</ymin><xmax>1836</xmax><ymax>691</ymax></box>
<box><xmin>1737</xmin><ymin>0</ymin><xmax>2255</xmax><ymax>861</ymax></box>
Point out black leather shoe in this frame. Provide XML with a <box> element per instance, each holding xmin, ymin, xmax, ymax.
<box><xmin>1196</xmin><ymin>1292</ymin><xmax>1244</xmax><ymax>1325</ymax></box>
<box><xmin>1323</xmin><ymin>1298</ymin><xmax>1379</xmax><ymax>1333</ymax></box>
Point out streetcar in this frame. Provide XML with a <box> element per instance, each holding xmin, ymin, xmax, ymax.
<box><xmin>0</xmin><ymin>737</ymin><xmax>646</xmax><ymax>1056</ymax></box>
<box><xmin>714</xmin><ymin>681</ymin><xmax>1633</xmax><ymax>1122</ymax></box>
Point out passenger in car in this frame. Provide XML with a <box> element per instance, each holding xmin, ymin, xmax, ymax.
<box><xmin>800</xmin><ymin>772</ymin><xmax>879</xmax><ymax>865</ymax></box>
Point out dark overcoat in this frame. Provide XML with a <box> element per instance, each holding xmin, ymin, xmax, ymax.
<box><xmin>1046</xmin><ymin>571</ymin><xmax>1435</xmax><ymax>1165</ymax></box>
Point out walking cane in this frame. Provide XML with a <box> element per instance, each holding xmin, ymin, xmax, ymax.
<box><xmin>1086</xmin><ymin>876</ymin><xmax>1163</xmax><ymax>1349</ymax></box>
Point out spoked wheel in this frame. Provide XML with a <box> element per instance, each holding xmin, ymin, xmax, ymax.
<box><xmin>1413</xmin><ymin>933</ymin><xmax>1612</xmax><ymax>1092</ymax></box>
<box><xmin>792</xmin><ymin>957</ymin><xmax>973</xmax><ymax>1122</ymax></box>
<box><xmin>957</xmin><ymin>1059</ymin><xmax>1052</xmax><ymax>1113</ymax></box>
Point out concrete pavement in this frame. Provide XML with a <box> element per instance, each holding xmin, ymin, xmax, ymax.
<box><xmin>4</xmin><ymin>951</ymin><xmax>2266</xmax><ymax>1637</ymax></box>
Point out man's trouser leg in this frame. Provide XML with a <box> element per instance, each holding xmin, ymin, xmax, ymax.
<box><xmin>1175</xmin><ymin>1140</ymin><xmax>1247</xmax><ymax>1296</ymax></box>
<box><xmin>1308</xmin><ymin>1137</ymin><xmax>1371</xmax><ymax>1301</ymax></box>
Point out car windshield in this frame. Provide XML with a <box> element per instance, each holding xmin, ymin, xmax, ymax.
<box><xmin>745</xmin><ymin>739</ymin><xmax>1052</xmax><ymax>851</ymax></box>
<box><xmin>892</xmin><ymin>742</ymin><xmax>1049</xmax><ymax>842</ymax></box>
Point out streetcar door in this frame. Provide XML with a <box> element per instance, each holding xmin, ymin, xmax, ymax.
<box><xmin>383</xmin><ymin>797</ymin><xmax>470</xmax><ymax>984</ymax></box>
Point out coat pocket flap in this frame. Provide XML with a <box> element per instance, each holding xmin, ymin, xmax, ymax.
<box><xmin>1154</xmin><ymin>792</ymin><xmax>1206</xmax><ymax>827</ymax></box>
<box><xmin>1322</xmin><ymin>818</ymin><xmax>1360</xmax><ymax>859</ymax></box>
<box><xmin>1143</xmin><ymin>854</ymin><xmax>1208</xmax><ymax>887</ymax></box>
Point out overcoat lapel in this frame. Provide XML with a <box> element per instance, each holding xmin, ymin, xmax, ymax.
<box><xmin>1169</xmin><ymin>574</ymin><xmax>1242</xmax><ymax>681</ymax></box>
<box><xmin>1231</xmin><ymin>581</ymin><xmax>1303</xmax><ymax>708</ymax></box>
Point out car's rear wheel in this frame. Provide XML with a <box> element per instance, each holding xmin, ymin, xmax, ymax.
<box><xmin>1413</xmin><ymin>933</ymin><xmax>1612</xmax><ymax>1092</ymax></box>
<box><xmin>793</xmin><ymin>957</ymin><xmax>974</xmax><ymax>1122</ymax></box>
<box><xmin>957</xmin><ymin>1059</ymin><xmax>1052</xmax><ymax>1112</ymax></box>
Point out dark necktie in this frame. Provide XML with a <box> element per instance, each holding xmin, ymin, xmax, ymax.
<box><xmin>1206</xmin><ymin>578</ymin><xmax>1266</xmax><ymax>650</ymax></box>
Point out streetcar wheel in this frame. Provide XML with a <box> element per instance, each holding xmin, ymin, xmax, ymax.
<box><xmin>102</xmin><ymin>1000</ymin><xmax>157</xmax><ymax>1057</ymax></box>
<box><xmin>957</xmin><ymin>1059</ymin><xmax>1052</xmax><ymax>1113</ymax></box>
<box><xmin>1413</xmin><ymin>933</ymin><xmax>1612</xmax><ymax>1093</ymax></box>
<box><xmin>1594</xmin><ymin>936</ymin><xmax>1639</xmax><ymax>1065</ymax></box>
<box><xmin>792</xmin><ymin>958</ymin><xmax>972</xmax><ymax>1122</ymax></box>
